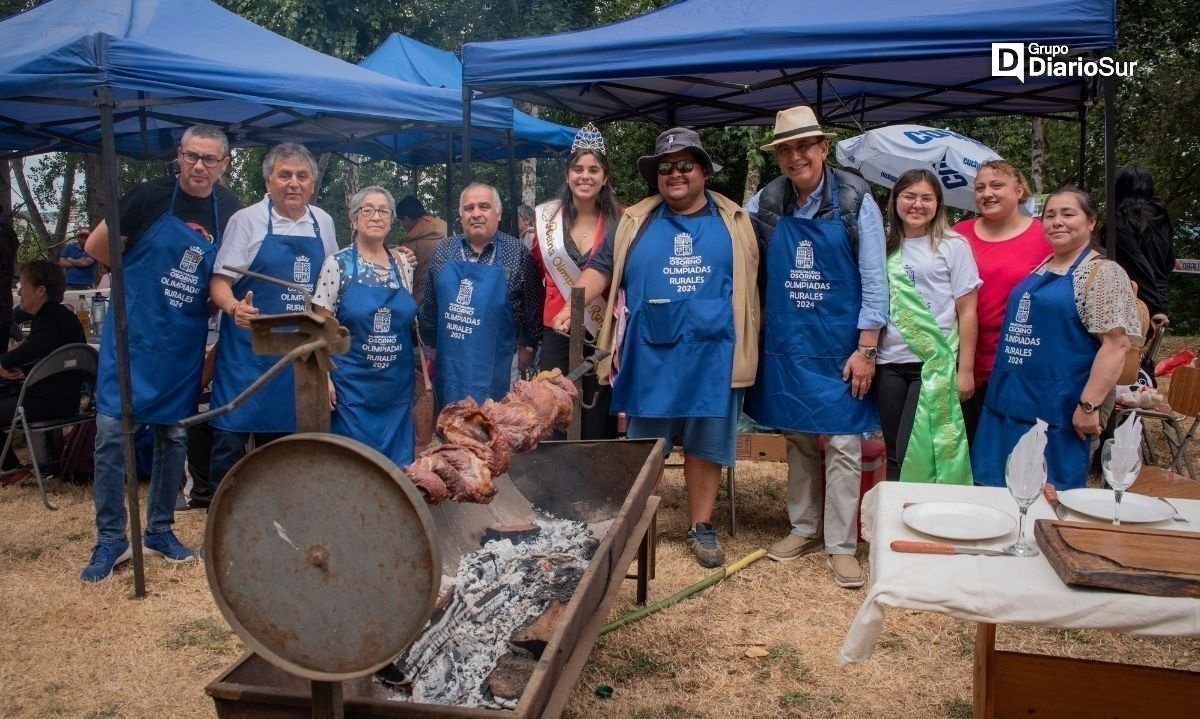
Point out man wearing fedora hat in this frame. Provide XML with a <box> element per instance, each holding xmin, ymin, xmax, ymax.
<box><xmin>744</xmin><ymin>105</ymin><xmax>887</xmax><ymax>589</ymax></box>
<box><xmin>550</xmin><ymin>127</ymin><xmax>760</xmax><ymax>568</ymax></box>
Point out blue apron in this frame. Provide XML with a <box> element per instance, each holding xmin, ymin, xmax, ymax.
<box><xmin>97</xmin><ymin>182</ymin><xmax>218</xmax><ymax>424</ymax></box>
<box><xmin>330</xmin><ymin>245</ymin><xmax>418</xmax><ymax>467</ymax></box>
<box><xmin>433</xmin><ymin>237</ymin><xmax>516</xmax><ymax>408</ymax></box>
<box><xmin>972</xmin><ymin>250</ymin><xmax>1098</xmax><ymax>489</ymax></box>
<box><xmin>610</xmin><ymin>195</ymin><xmax>735</xmax><ymax>418</ymax></box>
<box><xmin>210</xmin><ymin>203</ymin><xmax>324</xmax><ymax>433</ymax></box>
<box><xmin>746</xmin><ymin>182</ymin><xmax>879</xmax><ymax>434</ymax></box>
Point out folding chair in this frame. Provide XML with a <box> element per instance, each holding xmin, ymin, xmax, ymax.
<box><xmin>1114</xmin><ymin>364</ymin><xmax>1200</xmax><ymax>480</ymax></box>
<box><xmin>0</xmin><ymin>343</ymin><xmax>98</xmax><ymax>509</ymax></box>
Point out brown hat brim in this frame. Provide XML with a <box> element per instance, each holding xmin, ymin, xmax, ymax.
<box><xmin>637</xmin><ymin>148</ymin><xmax>722</xmax><ymax>187</ymax></box>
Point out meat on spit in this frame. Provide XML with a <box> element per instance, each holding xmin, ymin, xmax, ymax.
<box><xmin>401</xmin><ymin>368</ymin><xmax>580</xmax><ymax>505</ymax></box>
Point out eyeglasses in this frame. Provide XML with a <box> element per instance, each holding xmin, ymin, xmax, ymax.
<box><xmin>775</xmin><ymin>139</ymin><xmax>825</xmax><ymax>158</ymax></box>
<box><xmin>898</xmin><ymin>193</ymin><xmax>937</xmax><ymax>206</ymax></box>
<box><xmin>657</xmin><ymin>159</ymin><xmax>696</xmax><ymax>175</ymax></box>
<box><xmin>357</xmin><ymin>207</ymin><xmax>393</xmax><ymax>219</ymax></box>
<box><xmin>179</xmin><ymin>151</ymin><xmax>226</xmax><ymax>168</ymax></box>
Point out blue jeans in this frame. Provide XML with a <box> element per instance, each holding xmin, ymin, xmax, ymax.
<box><xmin>92</xmin><ymin>413</ymin><xmax>186</xmax><ymax>542</ymax></box>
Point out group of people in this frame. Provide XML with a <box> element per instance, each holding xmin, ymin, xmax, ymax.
<box><xmin>14</xmin><ymin>106</ymin><xmax>1158</xmax><ymax>589</ymax></box>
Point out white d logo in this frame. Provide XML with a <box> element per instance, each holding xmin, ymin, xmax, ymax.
<box><xmin>992</xmin><ymin>43</ymin><xmax>1026</xmax><ymax>83</ymax></box>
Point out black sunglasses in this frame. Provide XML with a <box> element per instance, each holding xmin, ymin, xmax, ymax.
<box><xmin>657</xmin><ymin>159</ymin><xmax>697</xmax><ymax>175</ymax></box>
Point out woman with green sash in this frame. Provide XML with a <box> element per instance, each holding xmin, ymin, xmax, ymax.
<box><xmin>876</xmin><ymin>169</ymin><xmax>980</xmax><ymax>483</ymax></box>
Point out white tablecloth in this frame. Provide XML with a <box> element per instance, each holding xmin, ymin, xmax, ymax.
<box><xmin>840</xmin><ymin>482</ymin><xmax>1200</xmax><ymax>665</ymax></box>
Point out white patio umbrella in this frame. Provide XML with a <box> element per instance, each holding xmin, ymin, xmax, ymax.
<box><xmin>836</xmin><ymin>124</ymin><xmax>1026</xmax><ymax>212</ymax></box>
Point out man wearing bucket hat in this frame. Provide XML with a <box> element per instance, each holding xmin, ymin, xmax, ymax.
<box><xmin>550</xmin><ymin>127</ymin><xmax>760</xmax><ymax>568</ymax></box>
<box><xmin>745</xmin><ymin>106</ymin><xmax>887</xmax><ymax>589</ymax></box>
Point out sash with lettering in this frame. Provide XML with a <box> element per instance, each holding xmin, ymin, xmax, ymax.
<box><xmin>535</xmin><ymin>200</ymin><xmax>606</xmax><ymax>335</ymax></box>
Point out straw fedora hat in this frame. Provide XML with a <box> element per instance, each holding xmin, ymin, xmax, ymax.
<box><xmin>760</xmin><ymin>106</ymin><xmax>837</xmax><ymax>150</ymax></box>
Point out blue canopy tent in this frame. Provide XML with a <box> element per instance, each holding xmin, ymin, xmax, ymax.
<box><xmin>0</xmin><ymin>0</ymin><xmax>509</xmax><ymax>600</ymax></box>
<box><xmin>460</xmin><ymin>0</ymin><xmax>1120</xmax><ymax>249</ymax></box>
<box><xmin>358</xmin><ymin>33</ymin><xmax>577</xmax><ymax>223</ymax></box>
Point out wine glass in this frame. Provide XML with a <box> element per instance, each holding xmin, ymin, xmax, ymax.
<box><xmin>1004</xmin><ymin>452</ymin><xmax>1047</xmax><ymax>557</ymax></box>
<box><xmin>1101</xmin><ymin>439</ymin><xmax>1142</xmax><ymax>525</ymax></box>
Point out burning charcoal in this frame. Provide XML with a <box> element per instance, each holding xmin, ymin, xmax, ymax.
<box><xmin>481</xmin><ymin>523</ymin><xmax>542</xmax><ymax>547</ymax></box>
<box><xmin>509</xmin><ymin>599</ymin><xmax>567</xmax><ymax>658</ymax></box>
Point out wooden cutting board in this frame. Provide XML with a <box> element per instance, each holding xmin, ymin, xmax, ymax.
<box><xmin>1035</xmin><ymin>519</ymin><xmax>1200</xmax><ymax>598</ymax></box>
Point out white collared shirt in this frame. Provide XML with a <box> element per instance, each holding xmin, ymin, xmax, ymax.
<box><xmin>213</xmin><ymin>194</ymin><xmax>338</xmax><ymax>278</ymax></box>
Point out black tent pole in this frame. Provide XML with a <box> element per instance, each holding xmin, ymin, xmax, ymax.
<box><xmin>444</xmin><ymin>132</ymin><xmax>454</xmax><ymax>227</ymax></box>
<box><xmin>1102</xmin><ymin>72</ymin><xmax>1116</xmax><ymax>259</ymax></box>
<box><xmin>461</xmin><ymin>86</ymin><xmax>473</xmax><ymax>185</ymax></box>
<box><xmin>1077</xmin><ymin>107</ymin><xmax>1087</xmax><ymax>189</ymax></box>
<box><xmin>505</xmin><ymin>130</ymin><xmax>518</xmax><ymax>236</ymax></box>
<box><xmin>97</xmin><ymin>86</ymin><xmax>146</xmax><ymax>599</ymax></box>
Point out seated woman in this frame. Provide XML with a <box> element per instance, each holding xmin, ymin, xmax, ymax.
<box><xmin>876</xmin><ymin>169</ymin><xmax>980</xmax><ymax>483</ymax></box>
<box><xmin>1</xmin><ymin>260</ymin><xmax>87</xmax><ymax>481</ymax></box>
<box><xmin>313</xmin><ymin>186</ymin><xmax>418</xmax><ymax>467</ymax></box>
<box><xmin>972</xmin><ymin>187</ymin><xmax>1141</xmax><ymax>490</ymax></box>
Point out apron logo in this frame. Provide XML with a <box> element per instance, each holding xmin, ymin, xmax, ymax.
<box><xmin>794</xmin><ymin>239</ymin><xmax>814</xmax><ymax>269</ymax></box>
<box><xmin>904</xmin><ymin>263</ymin><xmax>916</xmax><ymax>283</ymax></box>
<box><xmin>293</xmin><ymin>256</ymin><xmax>312</xmax><ymax>285</ymax></box>
<box><xmin>456</xmin><ymin>278</ymin><xmax>474</xmax><ymax>305</ymax></box>
<box><xmin>1016</xmin><ymin>292</ymin><xmax>1031</xmax><ymax>323</ymax></box>
<box><xmin>179</xmin><ymin>247</ymin><xmax>202</xmax><ymax>274</ymax></box>
<box><xmin>372</xmin><ymin>307</ymin><xmax>392</xmax><ymax>333</ymax></box>
<box><xmin>673</xmin><ymin>232</ymin><xmax>693</xmax><ymax>257</ymax></box>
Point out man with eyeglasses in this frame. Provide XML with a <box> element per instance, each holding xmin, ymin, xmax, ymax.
<box><xmin>744</xmin><ymin>105</ymin><xmax>887</xmax><ymax>589</ymax></box>
<box><xmin>80</xmin><ymin>124</ymin><xmax>242</xmax><ymax>582</ymax></box>
<box><xmin>551</xmin><ymin>127</ymin><xmax>760</xmax><ymax>568</ymax></box>
<box><xmin>208</xmin><ymin>142</ymin><xmax>339</xmax><ymax>489</ymax></box>
<box><xmin>418</xmin><ymin>183</ymin><xmax>543</xmax><ymax>408</ymax></box>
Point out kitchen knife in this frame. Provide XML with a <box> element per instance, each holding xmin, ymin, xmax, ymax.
<box><xmin>1043</xmin><ymin>484</ymin><xmax>1068</xmax><ymax>520</ymax></box>
<box><xmin>890</xmin><ymin>540</ymin><xmax>1011</xmax><ymax>557</ymax></box>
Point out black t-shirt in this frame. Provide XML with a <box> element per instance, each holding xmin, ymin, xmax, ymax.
<box><xmin>119</xmin><ymin>175</ymin><xmax>243</xmax><ymax>251</ymax></box>
<box><xmin>587</xmin><ymin>200</ymin><xmax>711</xmax><ymax>275</ymax></box>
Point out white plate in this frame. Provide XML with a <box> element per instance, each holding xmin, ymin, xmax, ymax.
<box><xmin>1057</xmin><ymin>488</ymin><xmax>1174</xmax><ymax>523</ymax></box>
<box><xmin>902</xmin><ymin>502</ymin><xmax>1016</xmax><ymax>541</ymax></box>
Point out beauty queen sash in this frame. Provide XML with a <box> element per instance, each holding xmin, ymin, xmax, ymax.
<box><xmin>536</xmin><ymin>200</ymin><xmax>607</xmax><ymax>335</ymax></box>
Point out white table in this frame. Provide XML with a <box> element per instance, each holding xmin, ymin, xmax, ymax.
<box><xmin>843</xmin><ymin>482</ymin><xmax>1200</xmax><ymax>718</ymax></box>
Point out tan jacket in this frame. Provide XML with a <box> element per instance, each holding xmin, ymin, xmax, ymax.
<box><xmin>401</xmin><ymin>215</ymin><xmax>448</xmax><ymax>305</ymax></box>
<box><xmin>596</xmin><ymin>192</ymin><xmax>760</xmax><ymax>388</ymax></box>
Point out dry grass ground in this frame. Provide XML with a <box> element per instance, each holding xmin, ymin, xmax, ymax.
<box><xmin>2</xmin><ymin>335</ymin><xmax>1198</xmax><ymax>718</ymax></box>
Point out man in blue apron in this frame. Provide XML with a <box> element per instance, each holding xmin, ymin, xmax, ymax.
<box><xmin>80</xmin><ymin>125</ymin><xmax>242</xmax><ymax>582</ymax></box>
<box><xmin>746</xmin><ymin>106</ymin><xmax>888</xmax><ymax>589</ymax></box>
<box><xmin>417</xmin><ymin>183</ymin><xmax>543</xmax><ymax>408</ymax></box>
<box><xmin>208</xmin><ymin>143</ymin><xmax>338</xmax><ymax>488</ymax></box>
<box><xmin>550</xmin><ymin>128</ymin><xmax>761</xmax><ymax>569</ymax></box>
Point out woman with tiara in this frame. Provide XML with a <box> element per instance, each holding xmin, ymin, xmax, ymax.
<box><xmin>530</xmin><ymin>123</ymin><xmax>622</xmax><ymax>439</ymax></box>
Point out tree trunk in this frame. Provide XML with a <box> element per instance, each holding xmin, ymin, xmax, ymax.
<box><xmin>52</xmin><ymin>155</ymin><xmax>78</xmax><ymax>244</ymax></box>
<box><xmin>343</xmin><ymin>157</ymin><xmax>360</xmax><ymax>208</ymax></box>
<box><xmin>0</xmin><ymin>161</ymin><xmax>17</xmax><ymax>351</ymax></box>
<box><xmin>84</xmin><ymin>153</ymin><xmax>106</xmax><ymax>229</ymax></box>
<box><xmin>1030</xmin><ymin>118</ymin><xmax>1047</xmax><ymax>194</ymax></box>
<box><xmin>12</xmin><ymin>157</ymin><xmax>50</xmax><ymax>248</ymax></box>
<box><xmin>316</xmin><ymin>153</ymin><xmax>333</xmax><ymax>194</ymax></box>
<box><xmin>743</xmin><ymin>127</ymin><xmax>765</xmax><ymax>205</ymax></box>
<box><xmin>520</xmin><ymin>104</ymin><xmax>539</xmax><ymax>207</ymax></box>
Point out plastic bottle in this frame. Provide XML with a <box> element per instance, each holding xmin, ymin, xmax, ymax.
<box><xmin>90</xmin><ymin>292</ymin><xmax>107</xmax><ymax>340</ymax></box>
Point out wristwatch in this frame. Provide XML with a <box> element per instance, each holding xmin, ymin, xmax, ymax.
<box><xmin>1078</xmin><ymin>400</ymin><xmax>1099</xmax><ymax>414</ymax></box>
<box><xmin>857</xmin><ymin>346</ymin><xmax>878</xmax><ymax>360</ymax></box>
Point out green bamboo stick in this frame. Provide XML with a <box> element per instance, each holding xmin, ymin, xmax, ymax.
<box><xmin>600</xmin><ymin>549</ymin><xmax>766</xmax><ymax>636</ymax></box>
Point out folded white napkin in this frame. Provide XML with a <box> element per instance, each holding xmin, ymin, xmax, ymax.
<box><xmin>1108</xmin><ymin>413</ymin><xmax>1143</xmax><ymax>479</ymax></box>
<box><xmin>1007</xmin><ymin>419</ymin><xmax>1048</xmax><ymax>496</ymax></box>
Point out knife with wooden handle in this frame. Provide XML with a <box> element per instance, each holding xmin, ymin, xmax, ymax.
<box><xmin>890</xmin><ymin>540</ymin><xmax>1010</xmax><ymax>557</ymax></box>
<box><xmin>1043</xmin><ymin>484</ymin><xmax>1068</xmax><ymax>519</ymax></box>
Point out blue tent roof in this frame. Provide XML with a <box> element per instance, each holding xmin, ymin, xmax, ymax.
<box><xmin>0</xmin><ymin>0</ymin><xmax>511</xmax><ymax>159</ymax></box>
<box><xmin>462</xmin><ymin>0</ymin><xmax>1117</xmax><ymax>127</ymax></box>
<box><xmin>359</xmin><ymin>33</ymin><xmax>576</xmax><ymax>164</ymax></box>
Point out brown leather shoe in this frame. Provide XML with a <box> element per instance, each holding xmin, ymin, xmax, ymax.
<box><xmin>767</xmin><ymin>534</ymin><xmax>823</xmax><ymax>562</ymax></box>
<box><xmin>828</xmin><ymin>554</ymin><xmax>865</xmax><ymax>588</ymax></box>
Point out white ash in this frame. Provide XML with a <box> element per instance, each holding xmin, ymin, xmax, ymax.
<box><xmin>378</xmin><ymin>518</ymin><xmax>598</xmax><ymax>708</ymax></box>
